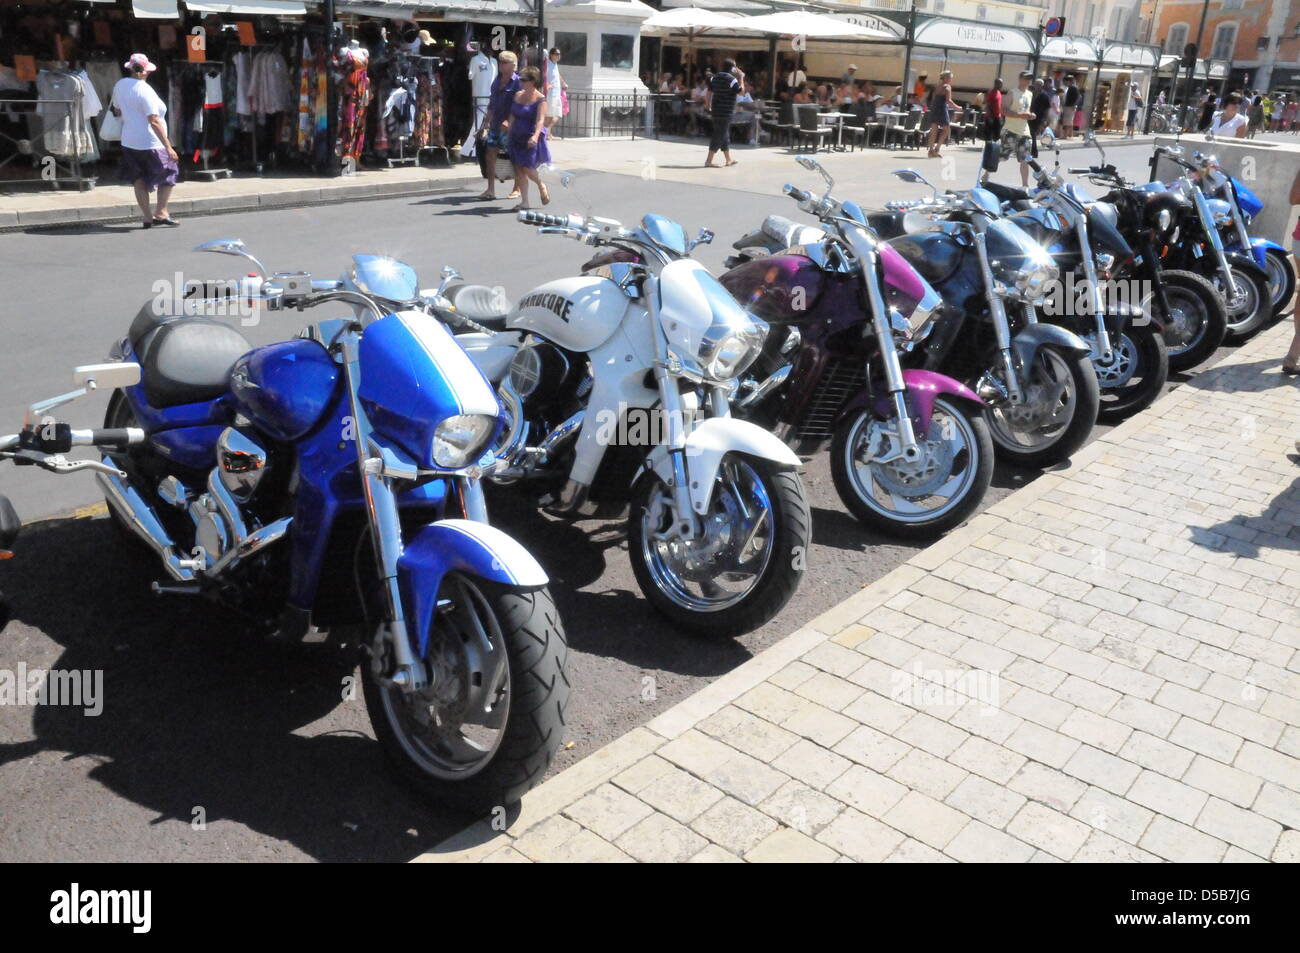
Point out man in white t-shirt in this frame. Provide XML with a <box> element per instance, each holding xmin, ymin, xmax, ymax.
<box><xmin>110</xmin><ymin>53</ymin><xmax>179</xmax><ymax>228</ymax></box>
<box><xmin>1207</xmin><ymin>93</ymin><xmax>1249</xmax><ymax>140</ymax></box>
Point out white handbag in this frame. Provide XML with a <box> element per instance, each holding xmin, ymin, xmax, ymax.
<box><xmin>99</xmin><ymin>98</ymin><xmax>122</xmax><ymax>142</ymax></box>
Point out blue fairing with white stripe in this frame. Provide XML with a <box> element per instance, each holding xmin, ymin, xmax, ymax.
<box><xmin>358</xmin><ymin>311</ymin><xmax>502</xmax><ymax>469</ymax></box>
<box><xmin>1231</xmin><ymin>177</ymin><xmax>1263</xmax><ymax>218</ymax></box>
<box><xmin>398</xmin><ymin>519</ymin><xmax>549</xmax><ymax>656</ymax></box>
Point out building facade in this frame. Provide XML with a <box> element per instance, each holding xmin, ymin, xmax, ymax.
<box><xmin>1142</xmin><ymin>0</ymin><xmax>1300</xmax><ymax>91</ymax></box>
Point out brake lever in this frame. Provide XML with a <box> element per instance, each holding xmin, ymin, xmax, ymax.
<box><xmin>2</xmin><ymin>449</ymin><xmax>127</xmax><ymax>478</ymax></box>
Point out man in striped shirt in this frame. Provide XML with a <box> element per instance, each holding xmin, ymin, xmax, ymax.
<box><xmin>705</xmin><ymin>59</ymin><xmax>741</xmax><ymax>168</ymax></box>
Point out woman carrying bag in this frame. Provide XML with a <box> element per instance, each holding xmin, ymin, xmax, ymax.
<box><xmin>979</xmin><ymin>78</ymin><xmax>1004</xmax><ymax>183</ymax></box>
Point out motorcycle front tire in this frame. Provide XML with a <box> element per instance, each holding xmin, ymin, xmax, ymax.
<box><xmin>1265</xmin><ymin>247</ymin><xmax>1297</xmax><ymax>316</ymax></box>
<box><xmin>1160</xmin><ymin>269</ymin><xmax>1228</xmax><ymax>373</ymax></box>
<box><xmin>1094</xmin><ymin>325</ymin><xmax>1168</xmax><ymax>423</ymax></box>
<box><xmin>987</xmin><ymin>347</ymin><xmax>1100</xmax><ymax>470</ymax></box>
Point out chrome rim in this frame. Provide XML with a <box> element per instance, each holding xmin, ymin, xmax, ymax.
<box><xmin>1217</xmin><ymin>269</ymin><xmax>1262</xmax><ymax>330</ymax></box>
<box><xmin>1265</xmin><ymin>253</ymin><xmax>1289</xmax><ymax>308</ymax></box>
<box><xmin>1160</xmin><ymin>286</ymin><xmax>1209</xmax><ymax>355</ymax></box>
<box><xmin>1092</xmin><ymin>333</ymin><xmax>1138</xmax><ymax>388</ymax></box>
<box><xmin>379</xmin><ymin>575</ymin><xmax>510</xmax><ymax>780</ymax></box>
<box><xmin>640</xmin><ymin>457</ymin><xmax>776</xmax><ymax>613</ymax></box>
<box><xmin>845</xmin><ymin>399</ymin><xmax>979</xmax><ymax>525</ymax></box>
<box><xmin>987</xmin><ymin>349</ymin><xmax>1078</xmax><ymax>451</ymax></box>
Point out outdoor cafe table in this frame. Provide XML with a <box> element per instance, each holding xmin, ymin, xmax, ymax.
<box><xmin>821</xmin><ymin>111</ymin><xmax>855</xmax><ymax>150</ymax></box>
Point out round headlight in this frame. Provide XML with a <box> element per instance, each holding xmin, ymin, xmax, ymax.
<box><xmin>706</xmin><ymin>334</ymin><xmax>756</xmax><ymax>380</ymax></box>
<box><xmin>1156</xmin><ymin>208</ymin><xmax>1173</xmax><ymax>233</ymax></box>
<box><xmin>432</xmin><ymin>414</ymin><xmax>497</xmax><ymax>468</ymax></box>
<box><xmin>1016</xmin><ymin>263</ymin><xmax>1058</xmax><ymax>298</ymax></box>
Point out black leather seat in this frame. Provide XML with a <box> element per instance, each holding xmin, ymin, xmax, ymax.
<box><xmin>444</xmin><ymin>284</ymin><xmax>511</xmax><ymax>330</ymax></box>
<box><xmin>127</xmin><ymin>304</ymin><xmax>249</xmax><ymax>408</ymax></box>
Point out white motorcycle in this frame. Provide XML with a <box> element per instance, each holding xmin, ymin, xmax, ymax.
<box><xmin>415</xmin><ymin>209</ymin><xmax>811</xmax><ymax>638</ymax></box>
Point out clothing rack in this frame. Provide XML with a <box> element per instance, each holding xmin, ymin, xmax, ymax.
<box><xmin>385</xmin><ymin>53</ymin><xmax>449</xmax><ymax>168</ymax></box>
<box><xmin>173</xmin><ymin>60</ymin><xmax>232</xmax><ymax>181</ymax></box>
<box><xmin>0</xmin><ymin>93</ymin><xmax>95</xmax><ymax>191</ymax></box>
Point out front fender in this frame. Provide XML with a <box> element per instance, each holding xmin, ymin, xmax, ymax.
<box><xmin>1224</xmin><ymin>250</ymin><xmax>1269</xmax><ymax>283</ymax></box>
<box><xmin>848</xmin><ymin>369</ymin><xmax>985</xmax><ymax>440</ymax></box>
<box><xmin>398</xmin><ymin>518</ymin><xmax>548</xmax><ymax>657</ymax></box>
<box><xmin>646</xmin><ymin>416</ymin><xmax>802</xmax><ymax>516</ymax></box>
<box><xmin>1011</xmin><ymin>323</ymin><xmax>1091</xmax><ymax>370</ymax></box>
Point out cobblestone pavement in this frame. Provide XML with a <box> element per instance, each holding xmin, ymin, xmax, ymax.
<box><xmin>418</xmin><ymin>321</ymin><xmax>1300</xmax><ymax>863</ymax></box>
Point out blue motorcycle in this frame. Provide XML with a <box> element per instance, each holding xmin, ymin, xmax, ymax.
<box><xmin>0</xmin><ymin>241</ymin><xmax>570</xmax><ymax>809</ymax></box>
<box><xmin>1195</xmin><ymin>151</ymin><xmax>1296</xmax><ymax>316</ymax></box>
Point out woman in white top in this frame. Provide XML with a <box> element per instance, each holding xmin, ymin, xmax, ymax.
<box><xmin>543</xmin><ymin>48</ymin><xmax>566</xmax><ymax>130</ymax></box>
<box><xmin>1207</xmin><ymin>93</ymin><xmax>1249</xmax><ymax>139</ymax></box>
<box><xmin>111</xmin><ymin>53</ymin><xmax>180</xmax><ymax>228</ymax></box>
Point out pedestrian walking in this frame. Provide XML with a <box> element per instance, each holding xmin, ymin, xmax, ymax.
<box><xmin>111</xmin><ymin>54</ymin><xmax>179</xmax><ymax>229</ymax></box>
<box><xmin>704</xmin><ymin>59</ymin><xmax>740</xmax><ymax>168</ymax></box>
<box><xmin>1125</xmin><ymin>83</ymin><xmax>1143</xmax><ymax>138</ymax></box>
<box><xmin>926</xmin><ymin>70</ymin><xmax>956</xmax><ymax>158</ymax></box>
<box><xmin>1060</xmin><ymin>74</ymin><xmax>1080</xmax><ymax>139</ymax></box>
<box><xmin>979</xmin><ymin>77</ymin><xmax>1004</xmax><ymax>183</ymax></box>
<box><xmin>506</xmin><ymin>67</ymin><xmax>551</xmax><ymax>210</ymax></box>
<box><xmin>543</xmin><ymin>47</ymin><xmax>566</xmax><ymax>131</ymax></box>
<box><xmin>1002</xmin><ymin>71</ymin><xmax>1037</xmax><ymax>188</ymax></box>
<box><xmin>475</xmin><ymin>51</ymin><xmax>520</xmax><ymax>201</ymax></box>
<box><xmin>1282</xmin><ymin>166</ymin><xmax>1300</xmax><ymax>374</ymax></box>
<box><xmin>1208</xmin><ymin>93</ymin><xmax>1249</xmax><ymax>139</ymax></box>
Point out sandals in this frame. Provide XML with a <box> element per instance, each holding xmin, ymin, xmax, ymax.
<box><xmin>540</xmin><ymin>184</ymin><xmax>551</xmax><ymax>206</ymax></box>
<box><xmin>152</xmin><ymin>215</ymin><xmax>179</xmax><ymax>227</ymax></box>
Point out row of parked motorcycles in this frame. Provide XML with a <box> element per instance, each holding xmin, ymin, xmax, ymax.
<box><xmin>0</xmin><ymin>130</ymin><xmax>1288</xmax><ymax>810</ymax></box>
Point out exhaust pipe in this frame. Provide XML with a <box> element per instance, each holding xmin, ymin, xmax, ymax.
<box><xmin>95</xmin><ymin>459</ymin><xmax>196</xmax><ymax>581</ymax></box>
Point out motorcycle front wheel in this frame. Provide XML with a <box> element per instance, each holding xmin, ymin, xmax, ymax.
<box><xmin>986</xmin><ymin>346</ymin><xmax>1100</xmax><ymax>469</ymax></box>
<box><xmin>1264</xmin><ymin>247</ymin><xmax>1296</xmax><ymax>316</ymax></box>
<box><xmin>363</xmin><ymin>574</ymin><xmax>569</xmax><ymax>811</ymax></box>
<box><xmin>1158</xmin><ymin>270</ymin><xmax>1228</xmax><ymax>373</ymax></box>
<box><xmin>628</xmin><ymin>454</ymin><xmax>809</xmax><ymax>639</ymax></box>
<box><xmin>831</xmin><ymin>396</ymin><xmax>993</xmax><ymax>540</ymax></box>
<box><xmin>1210</xmin><ymin>264</ymin><xmax>1272</xmax><ymax>342</ymax></box>
<box><xmin>1089</xmin><ymin>325</ymin><xmax>1168</xmax><ymax>423</ymax></box>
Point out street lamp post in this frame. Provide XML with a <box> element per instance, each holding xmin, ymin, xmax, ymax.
<box><xmin>1178</xmin><ymin>0</ymin><xmax>1211</xmax><ymax>128</ymax></box>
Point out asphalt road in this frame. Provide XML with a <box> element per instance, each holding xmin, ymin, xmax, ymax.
<box><xmin>0</xmin><ymin>150</ymin><xmax>1278</xmax><ymax>861</ymax></box>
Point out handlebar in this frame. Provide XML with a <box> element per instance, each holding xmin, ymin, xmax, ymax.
<box><xmin>518</xmin><ymin>210</ymin><xmax>579</xmax><ymax>229</ymax></box>
<box><xmin>0</xmin><ymin>427</ymin><xmax>145</xmax><ymax>453</ymax></box>
<box><xmin>783</xmin><ymin>184</ymin><xmax>814</xmax><ymax>204</ymax></box>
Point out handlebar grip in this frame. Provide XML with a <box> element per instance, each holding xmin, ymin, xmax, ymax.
<box><xmin>90</xmin><ymin>428</ymin><xmax>137</xmax><ymax>449</ymax></box>
<box><xmin>784</xmin><ymin>185</ymin><xmax>813</xmax><ymax>203</ymax></box>
<box><xmin>517</xmin><ymin>210</ymin><xmax>570</xmax><ymax>228</ymax></box>
<box><xmin>1068</xmin><ymin>167</ymin><xmax>1091</xmax><ymax>174</ymax></box>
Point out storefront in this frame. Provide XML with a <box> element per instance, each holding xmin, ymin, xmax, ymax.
<box><xmin>0</xmin><ymin>0</ymin><xmax>542</xmax><ymax>189</ymax></box>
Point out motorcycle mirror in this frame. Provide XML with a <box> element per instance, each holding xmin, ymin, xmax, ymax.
<box><xmin>73</xmin><ymin>362</ymin><xmax>141</xmax><ymax>390</ymax></box>
<box><xmin>795</xmin><ymin>155</ymin><xmax>821</xmax><ymax>172</ymax></box>
<box><xmin>892</xmin><ymin>168</ymin><xmax>938</xmax><ymax>197</ymax></box>
<box><xmin>435</xmin><ymin>265</ymin><xmax>461</xmax><ymax>297</ymax></box>
<box><xmin>688</xmin><ymin>227</ymin><xmax>715</xmax><ymax>251</ymax></box>
<box><xmin>193</xmin><ymin>238</ymin><xmax>268</xmax><ymax>278</ymax></box>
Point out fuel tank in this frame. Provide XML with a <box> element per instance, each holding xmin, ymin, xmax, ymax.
<box><xmin>509</xmin><ymin>275</ymin><xmax>628</xmax><ymax>352</ymax></box>
<box><xmin>230</xmin><ymin>339</ymin><xmax>340</xmax><ymax>442</ymax></box>
<box><xmin>718</xmin><ymin>254</ymin><xmax>827</xmax><ymax>324</ymax></box>
<box><xmin>887</xmin><ymin>230</ymin><xmax>963</xmax><ymax>287</ymax></box>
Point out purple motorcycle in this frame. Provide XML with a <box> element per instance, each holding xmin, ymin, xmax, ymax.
<box><xmin>719</xmin><ymin>157</ymin><xmax>993</xmax><ymax>539</ymax></box>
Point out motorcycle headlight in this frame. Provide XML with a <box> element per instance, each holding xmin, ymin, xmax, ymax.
<box><xmin>1155</xmin><ymin>208</ymin><xmax>1173</xmax><ymax>233</ymax></box>
<box><xmin>1014</xmin><ymin>262</ymin><xmax>1059</xmax><ymax>298</ymax></box>
<box><xmin>431</xmin><ymin>414</ymin><xmax>496</xmax><ymax>469</ymax></box>
<box><xmin>698</xmin><ymin>312</ymin><xmax>769</xmax><ymax>381</ymax></box>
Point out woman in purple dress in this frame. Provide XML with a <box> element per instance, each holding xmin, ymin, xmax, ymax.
<box><xmin>506</xmin><ymin>67</ymin><xmax>551</xmax><ymax>210</ymax></box>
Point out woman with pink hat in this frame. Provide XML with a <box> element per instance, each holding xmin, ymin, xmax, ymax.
<box><xmin>110</xmin><ymin>53</ymin><xmax>180</xmax><ymax>228</ymax></box>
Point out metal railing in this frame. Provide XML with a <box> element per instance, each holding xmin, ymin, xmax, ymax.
<box><xmin>551</xmin><ymin>91</ymin><xmax>647</xmax><ymax>140</ymax></box>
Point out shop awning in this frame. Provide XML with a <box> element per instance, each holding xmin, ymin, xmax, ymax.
<box><xmin>184</xmin><ymin>1</ymin><xmax>308</xmax><ymax>13</ymax></box>
<box><xmin>1104</xmin><ymin>42</ymin><xmax>1159</xmax><ymax>69</ymax></box>
<box><xmin>1040</xmin><ymin>35</ymin><xmax>1099</xmax><ymax>64</ymax></box>
<box><xmin>739</xmin><ymin>10</ymin><xmax>893</xmax><ymax>40</ymax></box>
<box><xmin>825</xmin><ymin>11</ymin><xmax>906</xmax><ymax>41</ymax></box>
<box><xmin>911</xmin><ymin>17</ymin><xmax>1035</xmax><ymax>56</ymax></box>
<box><xmin>333</xmin><ymin>1</ymin><xmax>419</xmax><ymax>17</ymax></box>
<box><xmin>131</xmin><ymin>0</ymin><xmax>180</xmax><ymax>17</ymax></box>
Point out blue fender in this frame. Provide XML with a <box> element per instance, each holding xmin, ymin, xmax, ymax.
<box><xmin>397</xmin><ymin>519</ymin><xmax>548</xmax><ymax>657</ymax></box>
<box><xmin>1224</xmin><ymin>249</ymin><xmax>1270</xmax><ymax>282</ymax></box>
<box><xmin>1224</xmin><ymin>236</ymin><xmax>1281</xmax><ymax>268</ymax></box>
<box><xmin>1011</xmin><ymin>323</ymin><xmax>1091</xmax><ymax>371</ymax></box>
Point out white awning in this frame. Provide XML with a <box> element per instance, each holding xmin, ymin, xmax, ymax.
<box><xmin>739</xmin><ymin>10</ymin><xmax>893</xmax><ymax>40</ymax></box>
<box><xmin>642</xmin><ymin>8</ymin><xmax>754</xmax><ymax>34</ymax></box>
<box><xmin>825</xmin><ymin>12</ymin><xmax>906</xmax><ymax>41</ymax></box>
<box><xmin>184</xmin><ymin>1</ymin><xmax>307</xmax><ymax>13</ymax></box>
<box><xmin>1040</xmin><ymin>36</ymin><xmax>1099</xmax><ymax>64</ymax></box>
<box><xmin>1104</xmin><ymin>42</ymin><xmax>1159</xmax><ymax>69</ymax></box>
<box><xmin>131</xmin><ymin>0</ymin><xmax>180</xmax><ymax>17</ymax></box>
<box><xmin>333</xmin><ymin>1</ymin><xmax>418</xmax><ymax>17</ymax></box>
<box><xmin>912</xmin><ymin>17</ymin><xmax>1035</xmax><ymax>56</ymax></box>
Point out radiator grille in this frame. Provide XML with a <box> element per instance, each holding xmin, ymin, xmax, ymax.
<box><xmin>796</xmin><ymin>357</ymin><xmax>867</xmax><ymax>443</ymax></box>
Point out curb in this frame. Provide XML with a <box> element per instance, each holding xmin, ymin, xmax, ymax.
<box><xmin>412</xmin><ymin>318</ymin><xmax>1296</xmax><ymax>862</ymax></box>
<box><xmin>0</xmin><ymin>172</ymin><xmax>481</xmax><ymax>232</ymax></box>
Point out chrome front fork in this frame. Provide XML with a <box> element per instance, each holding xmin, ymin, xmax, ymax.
<box><xmin>1193</xmin><ymin>187</ymin><xmax>1241</xmax><ymax>304</ymax></box>
<box><xmin>340</xmin><ymin>331</ymin><xmax>425</xmax><ymax>692</ymax></box>
<box><xmin>1075</xmin><ymin>218</ymin><xmax>1113</xmax><ymax>365</ymax></box>
<box><xmin>854</xmin><ymin>232</ymin><xmax>920</xmax><ymax>462</ymax></box>
<box><xmin>972</xmin><ymin>230</ymin><xmax>1025</xmax><ymax>405</ymax></box>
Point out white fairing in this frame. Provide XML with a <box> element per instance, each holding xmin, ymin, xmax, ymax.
<box><xmin>509</xmin><ymin>275</ymin><xmax>627</xmax><ymax>352</ymax></box>
<box><xmin>656</xmin><ymin>259</ymin><xmax>739</xmax><ymax>360</ymax></box>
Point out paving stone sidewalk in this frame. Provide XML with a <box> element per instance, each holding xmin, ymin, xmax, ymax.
<box><xmin>418</xmin><ymin>321</ymin><xmax>1300</xmax><ymax>864</ymax></box>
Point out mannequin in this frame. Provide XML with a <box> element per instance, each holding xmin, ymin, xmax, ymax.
<box><xmin>461</xmin><ymin>40</ymin><xmax>493</xmax><ymax>158</ymax></box>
